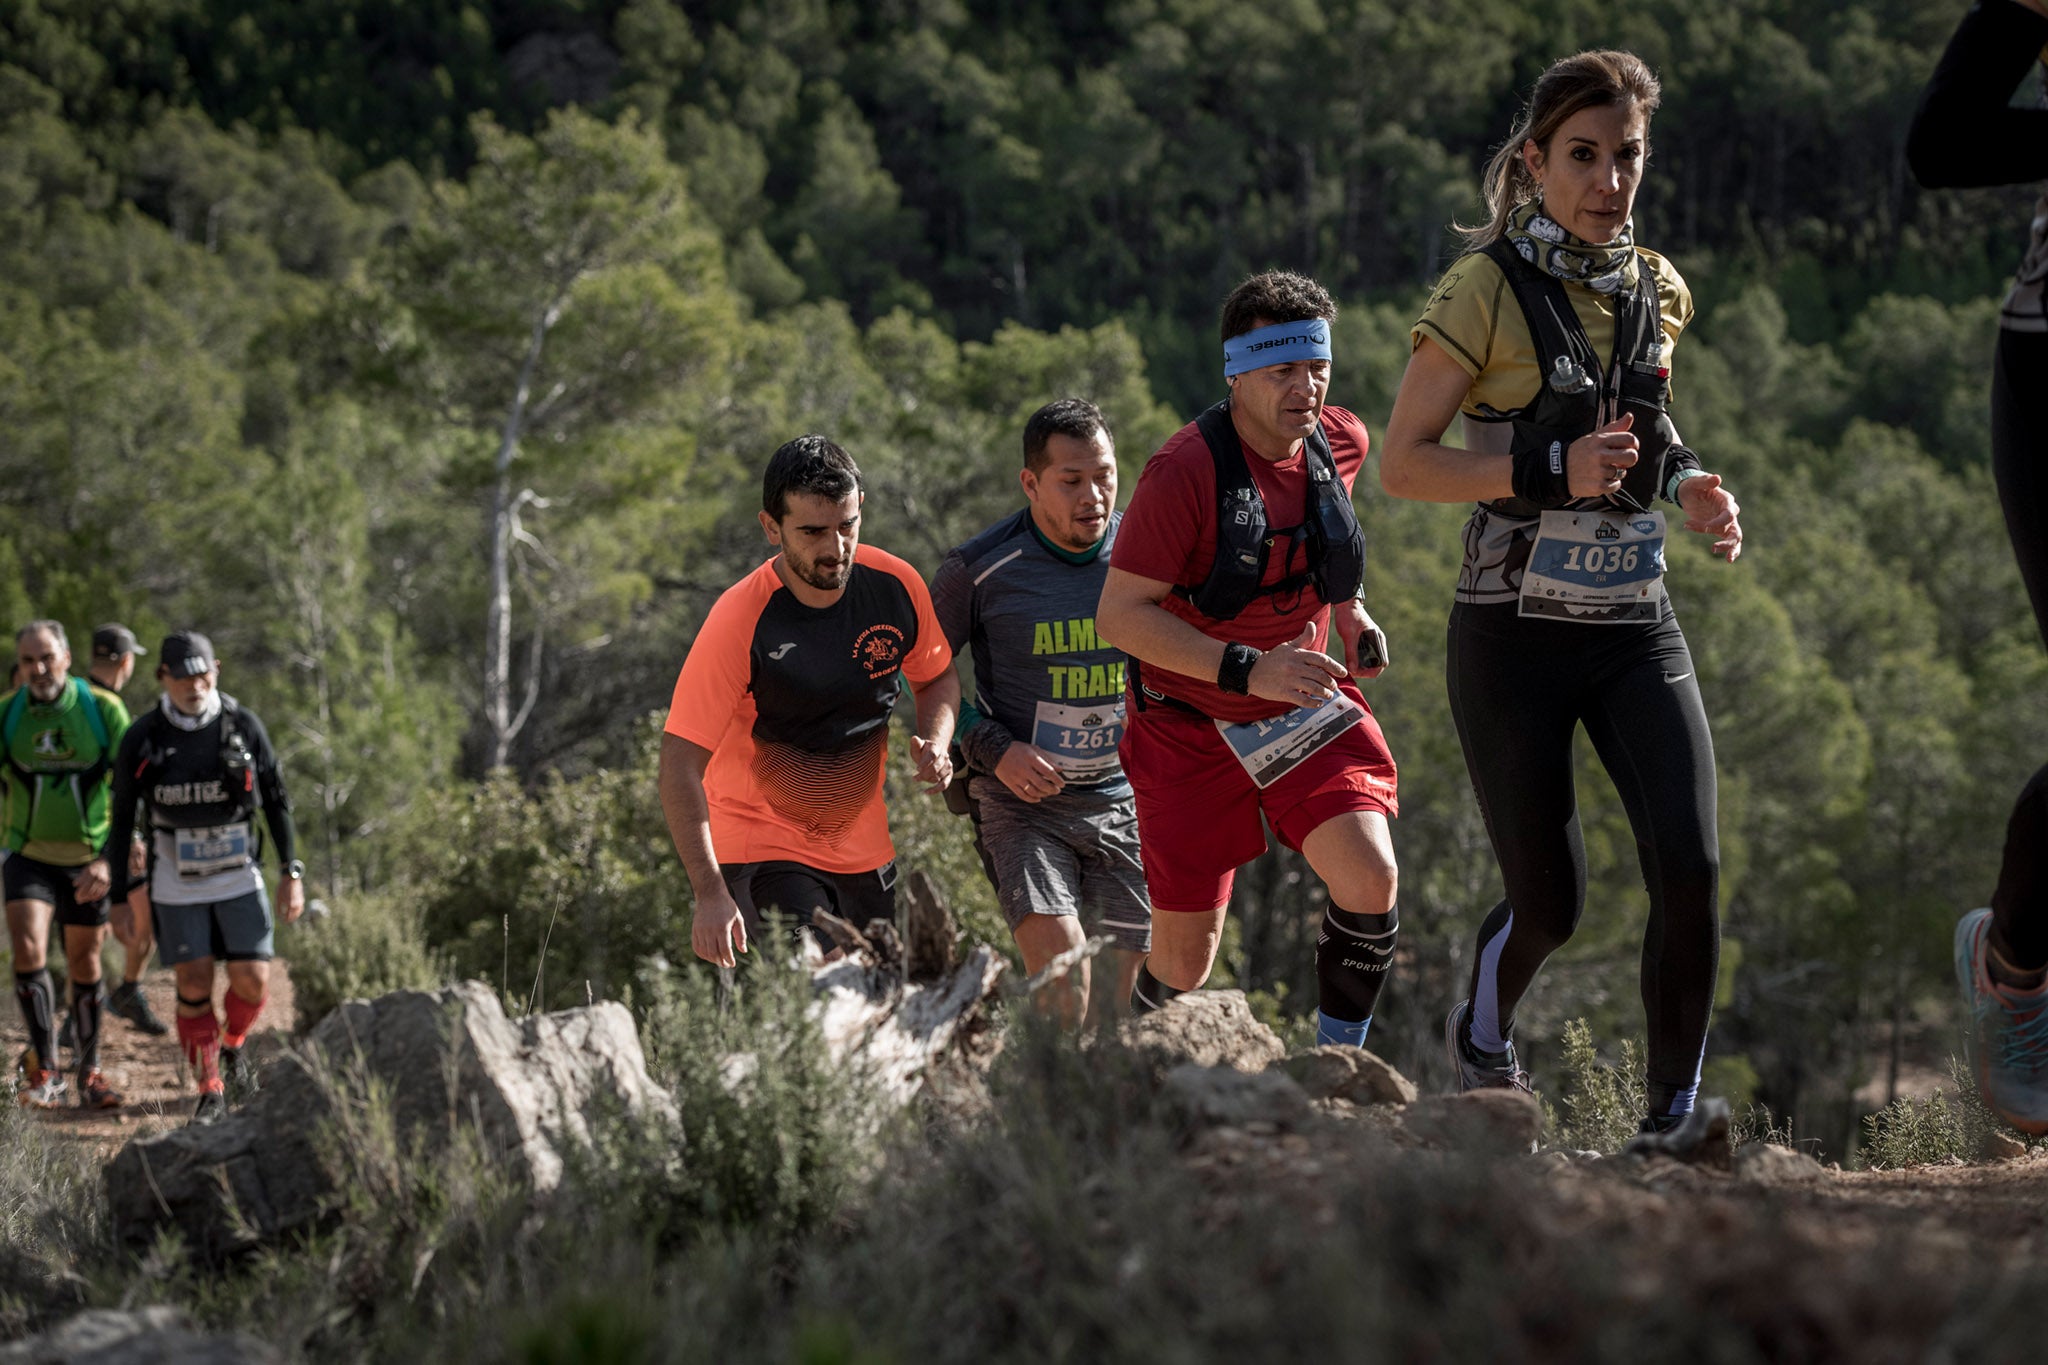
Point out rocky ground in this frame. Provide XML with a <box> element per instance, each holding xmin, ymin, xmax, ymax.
<box><xmin>3</xmin><ymin>962</ymin><xmax>296</xmax><ymax>1151</ymax></box>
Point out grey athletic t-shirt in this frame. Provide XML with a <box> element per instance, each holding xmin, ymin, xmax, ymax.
<box><xmin>931</xmin><ymin>508</ymin><xmax>1130</xmax><ymax>792</ymax></box>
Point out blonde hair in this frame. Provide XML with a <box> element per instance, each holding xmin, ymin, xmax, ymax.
<box><xmin>1460</xmin><ymin>50</ymin><xmax>1662</xmax><ymax>248</ymax></box>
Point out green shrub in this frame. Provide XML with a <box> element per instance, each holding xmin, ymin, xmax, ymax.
<box><xmin>0</xmin><ymin>1102</ymin><xmax>105</xmax><ymax>1337</ymax></box>
<box><xmin>1548</xmin><ymin>1018</ymin><xmax>1647</xmax><ymax>1154</ymax></box>
<box><xmin>281</xmin><ymin>889</ymin><xmax>451</xmax><ymax>1030</ymax></box>
<box><xmin>630</xmin><ymin>955</ymin><xmax>894</xmax><ymax>1246</ymax></box>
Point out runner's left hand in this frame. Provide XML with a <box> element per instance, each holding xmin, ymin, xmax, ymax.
<box><xmin>911</xmin><ymin>734</ymin><xmax>953</xmax><ymax>793</ymax></box>
<box><xmin>1678</xmin><ymin>474</ymin><xmax>1743</xmax><ymax>562</ymax></box>
<box><xmin>1332</xmin><ymin>600</ymin><xmax>1390</xmax><ymax>679</ymax></box>
<box><xmin>72</xmin><ymin>858</ymin><xmax>111</xmax><ymax>904</ymax></box>
<box><xmin>280</xmin><ymin>876</ymin><xmax>306</xmax><ymax>924</ymax></box>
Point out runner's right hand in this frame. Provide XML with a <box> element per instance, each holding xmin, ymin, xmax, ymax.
<box><xmin>1247</xmin><ymin>623</ymin><xmax>1346</xmax><ymax>708</ymax></box>
<box><xmin>1567</xmin><ymin>413</ymin><xmax>1638</xmax><ymax>498</ymax></box>
<box><xmin>995</xmin><ymin>742</ymin><xmax>1067</xmax><ymax>803</ymax></box>
<box><xmin>692</xmin><ymin>886</ymin><xmax>749</xmax><ymax>968</ymax></box>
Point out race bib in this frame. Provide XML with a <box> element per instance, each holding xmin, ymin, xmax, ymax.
<box><xmin>1215</xmin><ymin>689</ymin><xmax>1364</xmax><ymax>789</ymax></box>
<box><xmin>1519</xmin><ymin>509</ymin><xmax>1668</xmax><ymax>623</ymax></box>
<box><xmin>1031</xmin><ymin>699</ymin><xmax>1126</xmax><ymax>781</ymax></box>
<box><xmin>174</xmin><ymin>822</ymin><xmax>252</xmax><ymax>879</ymax></box>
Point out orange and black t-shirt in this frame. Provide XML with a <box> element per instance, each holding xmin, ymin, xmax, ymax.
<box><xmin>665</xmin><ymin>544</ymin><xmax>952</xmax><ymax>875</ymax></box>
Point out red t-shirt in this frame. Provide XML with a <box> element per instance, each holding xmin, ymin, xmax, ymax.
<box><xmin>1110</xmin><ymin>404</ymin><xmax>1369</xmax><ymax>723</ymax></box>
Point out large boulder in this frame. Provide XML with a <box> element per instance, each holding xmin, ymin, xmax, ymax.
<box><xmin>104</xmin><ymin>981</ymin><xmax>676</xmax><ymax>1259</ymax></box>
<box><xmin>0</xmin><ymin>1308</ymin><xmax>278</xmax><ymax>1364</ymax></box>
<box><xmin>1121</xmin><ymin>990</ymin><xmax>1285</xmax><ymax>1075</ymax></box>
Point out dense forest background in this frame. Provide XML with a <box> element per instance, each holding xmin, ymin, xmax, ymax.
<box><xmin>2</xmin><ymin>0</ymin><xmax>2043</xmax><ymax>1158</ymax></box>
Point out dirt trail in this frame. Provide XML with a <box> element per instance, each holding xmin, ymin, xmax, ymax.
<box><xmin>5</xmin><ymin>961</ymin><xmax>296</xmax><ymax>1155</ymax></box>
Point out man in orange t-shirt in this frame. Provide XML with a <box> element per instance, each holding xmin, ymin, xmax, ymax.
<box><xmin>659</xmin><ymin>435</ymin><xmax>959</xmax><ymax>966</ymax></box>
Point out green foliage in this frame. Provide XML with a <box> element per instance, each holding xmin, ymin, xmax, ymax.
<box><xmin>0</xmin><ymin>1102</ymin><xmax>104</xmax><ymax>1336</ymax></box>
<box><xmin>1548</xmin><ymin>1018</ymin><xmax>1647</xmax><ymax>1154</ymax></box>
<box><xmin>1861</xmin><ymin>1088</ymin><xmax>1978</xmax><ymax>1170</ymax></box>
<box><xmin>412</xmin><ymin>724</ymin><xmax>689</xmax><ymax>1012</ymax></box>
<box><xmin>280</xmin><ymin>891</ymin><xmax>452</xmax><ymax>1031</ymax></box>
<box><xmin>632</xmin><ymin>954</ymin><xmax>889</xmax><ymax>1246</ymax></box>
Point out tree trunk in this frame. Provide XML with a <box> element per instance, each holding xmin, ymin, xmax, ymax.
<box><xmin>485</xmin><ymin>303</ymin><xmax>558</xmax><ymax>770</ymax></box>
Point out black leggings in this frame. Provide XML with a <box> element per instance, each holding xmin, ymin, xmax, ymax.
<box><xmin>1448</xmin><ymin>602</ymin><xmax>1720</xmax><ymax>1114</ymax></box>
<box><xmin>1992</xmin><ymin>328</ymin><xmax>2048</xmax><ymax>967</ymax></box>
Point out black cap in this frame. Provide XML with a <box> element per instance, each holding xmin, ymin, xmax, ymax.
<box><xmin>92</xmin><ymin>624</ymin><xmax>146</xmax><ymax>660</ymax></box>
<box><xmin>158</xmin><ymin>631</ymin><xmax>216</xmax><ymax>679</ymax></box>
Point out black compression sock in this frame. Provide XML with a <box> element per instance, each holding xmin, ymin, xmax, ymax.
<box><xmin>70</xmin><ymin>979</ymin><xmax>103</xmax><ymax>1075</ymax></box>
<box><xmin>14</xmin><ymin>970</ymin><xmax>56</xmax><ymax>1070</ymax></box>
<box><xmin>1130</xmin><ymin>963</ymin><xmax>1187</xmax><ymax>1017</ymax></box>
<box><xmin>1317</xmin><ymin>904</ymin><xmax>1397</xmax><ymax>1046</ymax></box>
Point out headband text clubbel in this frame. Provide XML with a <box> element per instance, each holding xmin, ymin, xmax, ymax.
<box><xmin>1223</xmin><ymin>318</ymin><xmax>1333</xmax><ymax>378</ymax></box>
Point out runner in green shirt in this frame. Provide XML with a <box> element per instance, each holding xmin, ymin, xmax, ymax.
<box><xmin>3</xmin><ymin>620</ymin><xmax>131</xmax><ymax>1109</ymax></box>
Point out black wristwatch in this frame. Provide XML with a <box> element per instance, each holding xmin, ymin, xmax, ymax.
<box><xmin>285</xmin><ymin>859</ymin><xmax>306</xmax><ymax>881</ymax></box>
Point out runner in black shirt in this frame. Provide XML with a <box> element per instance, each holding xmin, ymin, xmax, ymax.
<box><xmin>107</xmin><ymin>632</ymin><xmax>303</xmax><ymax>1124</ymax></box>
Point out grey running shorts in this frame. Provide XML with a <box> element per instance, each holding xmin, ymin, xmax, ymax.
<box><xmin>970</xmin><ymin>776</ymin><xmax>1151</xmax><ymax>954</ymax></box>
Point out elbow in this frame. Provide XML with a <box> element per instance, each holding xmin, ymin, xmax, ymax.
<box><xmin>1377</xmin><ymin>444</ymin><xmax>1422</xmax><ymax>500</ymax></box>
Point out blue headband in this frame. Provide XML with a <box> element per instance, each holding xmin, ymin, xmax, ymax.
<box><xmin>1223</xmin><ymin>318</ymin><xmax>1333</xmax><ymax>378</ymax></box>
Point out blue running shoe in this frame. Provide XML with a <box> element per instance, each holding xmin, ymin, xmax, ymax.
<box><xmin>1955</xmin><ymin>908</ymin><xmax>2048</xmax><ymax>1135</ymax></box>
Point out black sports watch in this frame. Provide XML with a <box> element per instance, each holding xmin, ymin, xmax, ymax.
<box><xmin>285</xmin><ymin>859</ymin><xmax>306</xmax><ymax>881</ymax></box>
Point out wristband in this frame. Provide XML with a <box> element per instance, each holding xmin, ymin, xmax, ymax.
<box><xmin>1665</xmin><ymin>449</ymin><xmax>1707</xmax><ymax>505</ymax></box>
<box><xmin>1509</xmin><ymin>431</ymin><xmax>1574</xmax><ymax>506</ymax></box>
<box><xmin>1217</xmin><ymin>642</ymin><xmax>1261</xmax><ymax>695</ymax></box>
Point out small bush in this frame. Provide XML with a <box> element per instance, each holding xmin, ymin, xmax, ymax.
<box><xmin>1549</xmin><ymin>1018</ymin><xmax>1647</xmax><ymax>1153</ymax></box>
<box><xmin>281</xmin><ymin>889</ymin><xmax>450</xmax><ymax>1030</ymax></box>
<box><xmin>0</xmin><ymin>1102</ymin><xmax>106</xmax><ymax>1337</ymax></box>
<box><xmin>631</xmin><ymin>955</ymin><xmax>894</xmax><ymax>1247</ymax></box>
<box><xmin>1860</xmin><ymin>1057</ymin><xmax>2018</xmax><ymax>1169</ymax></box>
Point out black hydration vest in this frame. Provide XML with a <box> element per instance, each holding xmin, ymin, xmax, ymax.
<box><xmin>1475</xmin><ymin>239</ymin><xmax>1677</xmax><ymax>518</ymax></box>
<box><xmin>1175</xmin><ymin>399</ymin><xmax>1366</xmax><ymax>622</ymax></box>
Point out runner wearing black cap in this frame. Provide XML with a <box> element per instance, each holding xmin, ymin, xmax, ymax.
<box><xmin>86</xmin><ymin>624</ymin><xmax>166</xmax><ymax>1037</ymax></box>
<box><xmin>107</xmin><ymin>631</ymin><xmax>304</xmax><ymax>1123</ymax></box>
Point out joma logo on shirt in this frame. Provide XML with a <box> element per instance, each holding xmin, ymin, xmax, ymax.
<box><xmin>154</xmin><ymin>780</ymin><xmax>230</xmax><ymax>805</ymax></box>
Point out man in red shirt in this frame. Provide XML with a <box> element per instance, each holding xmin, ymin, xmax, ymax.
<box><xmin>1098</xmin><ymin>271</ymin><xmax>1400</xmax><ymax>1047</ymax></box>
<box><xmin>659</xmin><ymin>435</ymin><xmax>958</xmax><ymax>966</ymax></box>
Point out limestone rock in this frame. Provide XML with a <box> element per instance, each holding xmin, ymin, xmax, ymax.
<box><xmin>1733</xmin><ymin>1142</ymin><xmax>1827</xmax><ymax>1186</ymax></box>
<box><xmin>1399</xmin><ymin>1090</ymin><xmax>1544</xmax><ymax>1156</ymax></box>
<box><xmin>1164</xmin><ymin>1063</ymin><xmax>1313</xmax><ymax>1132</ymax></box>
<box><xmin>105</xmin><ymin>981</ymin><xmax>676</xmax><ymax>1259</ymax></box>
<box><xmin>1121</xmin><ymin>990</ymin><xmax>1285</xmax><ymax>1075</ymax></box>
<box><xmin>1980</xmin><ymin>1130</ymin><xmax>2028</xmax><ymax>1163</ymax></box>
<box><xmin>0</xmin><ymin>1307</ymin><xmax>279</xmax><ymax>1364</ymax></box>
<box><xmin>1282</xmin><ymin>1046</ymin><xmax>1418</xmax><ymax>1107</ymax></box>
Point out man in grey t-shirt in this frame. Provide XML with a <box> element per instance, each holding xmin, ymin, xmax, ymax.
<box><xmin>932</xmin><ymin>399</ymin><xmax>1150</xmax><ymax>1025</ymax></box>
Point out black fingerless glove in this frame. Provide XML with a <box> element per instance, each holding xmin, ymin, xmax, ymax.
<box><xmin>1510</xmin><ymin>429</ymin><xmax>1575</xmax><ymax>507</ymax></box>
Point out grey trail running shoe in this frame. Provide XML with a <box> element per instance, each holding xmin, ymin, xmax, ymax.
<box><xmin>109</xmin><ymin>981</ymin><xmax>170</xmax><ymax>1036</ymax></box>
<box><xmin>190</xmin><ymin>1087</ymin><xmax>228</xmax><ymax>1127</ymax></box>
<box><xmin>1955</xmin><ymin>907</ymin><xmax>2048</xmax><ymax>1135</ymax></box>
<box><xmin>1444</xmin><ymin>999</ymin><xmax>1532</xmax><ymax>1093</ymax></box>
<box><xmin>220</xmin><ymin>1046</ymin><xmax>260</xmax><ymax>1105</ymax></box>
<box><xmin>1624</xmin><ymin>1096</ymin><xmax>1733</xmax><ymax>1167</ymax></box>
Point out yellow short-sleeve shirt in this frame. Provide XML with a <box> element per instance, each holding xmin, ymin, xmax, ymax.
<box><xmin>1410</xmin><ymin>247</ymin><xmax>1694</xmax><ymax>416</ymax></box>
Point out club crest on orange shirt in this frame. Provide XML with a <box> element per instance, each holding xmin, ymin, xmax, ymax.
<box><xmin>853</xmin><ymin>622</ymin><xmax>906</xmax><ymax>679</ymax></box>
